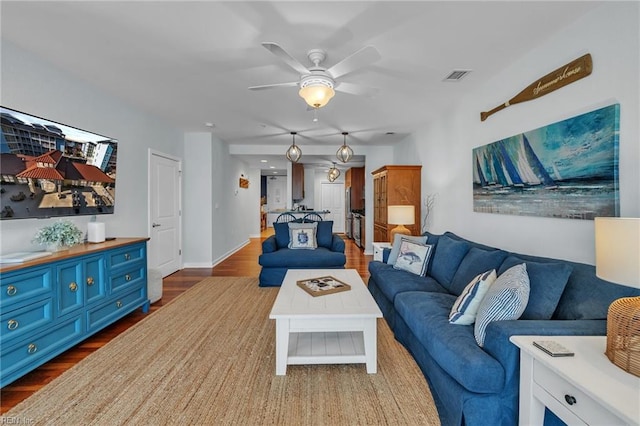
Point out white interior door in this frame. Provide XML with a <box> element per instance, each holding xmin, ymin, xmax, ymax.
<box><xmin>267</xmin><ymin>176</ymin><xmax>287</xmax><ymax>211</ymax></box>
<box><xmin>148</xmin><ymin>150</ymin><xmax>182</xmax><ymax>277</ymax></box>
<box><xmin>321</xmin><ymin>182</ymin><xmax>345</xmax><ymax>233</ymax></box>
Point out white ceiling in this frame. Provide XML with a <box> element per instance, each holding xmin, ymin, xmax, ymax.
<box><xmin>1</xmin><ymin>1</ymin><xmax>602</xmax><ymax>172</ymax></box>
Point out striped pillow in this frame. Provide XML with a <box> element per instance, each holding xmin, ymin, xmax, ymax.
<box><xmin>474</xmin><ymin>263</ymin><xmax>530</xmax><ymax>347</ymax></box>
<box><xmin>449</xmin><ymin>269</ymin><xmax>497</xmax><ymax>325</ymax></box>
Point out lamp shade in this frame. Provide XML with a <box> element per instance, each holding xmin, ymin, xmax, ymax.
<box><xmin>327</xmin><ymin>163</ymin><xmax>340</xmax><ymax>182</ymax></box>
<box><xmin>285</xmin><ymin>132</ymin><xmax>302</xmax><ymax>163</ymax></box>
<box><xmin>388</xmin><ymin>205</ymin><xmax>415</xmax><ymax>225</ymax></box>
<box><xmin>298</xmin><ymin>78</ymin><xmax>335</xmax><ymax>109</ymax></box>
<box><xmin>336</xmin><ymin>132</ymin><xmax>353</xmax><ymax>163</ymax></box>
<box><xmin>595</xmin><ymin>217</ymin><xmax>640</xmax><ymax>288</ymax></box>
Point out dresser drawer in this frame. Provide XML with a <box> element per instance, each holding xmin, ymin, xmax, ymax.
<box><xmin>0</xmin><ymin>298</ymin><xmax>53</xmax><ymax>345</ymax></box>
<box><xmin>109</xmin><ymin>244</ymin><xmax>145</xmax><ymax>270</ymax></box>
<box><xmin>534</xmin><ymin>361</ymin><xmax>626</xmax><ymax>425</ymax></box>
<box><xmin>87</xmin><ymin>286</ymin><xmax>145</xmax><ymax>333</ymax></box>
<box><xmin>0</xmin><ymin>267</ymin><xmax>52</xmax><ymax>309</ymax></box>
<box><xmin>0</xmin><ymin>315</ymin><xmax>83</xmax><ymax>384</ymax></box>
<box><xmin>111</xmin><ymin>265</ymin><xmax>145</xmax><ymax>293</ymax></box>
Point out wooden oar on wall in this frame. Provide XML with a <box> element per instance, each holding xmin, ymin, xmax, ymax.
<box><xmin>480</xmin><ymin>53</ymin><xmax>593</xmax><ymax>122</ymax></box>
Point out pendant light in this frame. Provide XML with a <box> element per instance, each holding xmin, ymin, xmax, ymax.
<box><xmin>285</xmin><ymin>131</ymin><xmax>302</xmax><ymax>163</ymax></box>
<box><xmin>336</xmin><ymin>131</ymin><xmax>353</xmax><ymax>163</ymax></box>
<box><xmin>328</xmin><ymin>162</ymin><xmax>340</xmax><ymax>182</ymax></box>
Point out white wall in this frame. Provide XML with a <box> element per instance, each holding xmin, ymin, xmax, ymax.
<box><xmin>182</xmin><ymin>133</ymin><xmax>213</xmax><ymax>266</ymax></box>
<box><xmin>394</xmin><ymin>3</ymin><xmax>639</xmax><ymax>264</ymax></box>
<box><xmin>182</xmin><ymin>133</ymin><xmax>259</xmax><ymax>267</ymax></box>
<box><xmin>0</xmin><ymin>40</ymin><xmax>183</xmax><ymax>253</ymax></box>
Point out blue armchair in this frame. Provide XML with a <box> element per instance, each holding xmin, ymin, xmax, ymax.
<box><xmin>258</xmin><ymin>220</ymin><xmax>346</xmax><ymax>286</ymax></box>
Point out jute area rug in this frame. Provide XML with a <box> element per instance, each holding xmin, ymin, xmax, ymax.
<box><xmin>3</xmin><ymin>277</ymin><xmax>440</xmax><ymax>425</ymax></box>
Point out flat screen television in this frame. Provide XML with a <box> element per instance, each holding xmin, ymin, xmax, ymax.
<box><xmin>0</xmin><ymin>106</ymin><xmax>117</xmax><ymax>220</ymax></box>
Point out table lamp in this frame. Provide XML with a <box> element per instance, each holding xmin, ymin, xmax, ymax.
<box><xmin>388</xmin><ymin>205</ymin><xmax>415</xmax><ymax>243</ymax></box>
<box><xmin>594</xmin><ymin>217</ymin><xmax>640</xmax><ymax>377</ymax></box>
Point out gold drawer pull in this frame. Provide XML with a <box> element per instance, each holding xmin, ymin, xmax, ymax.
<box><xmin>125</xmin><ymin>274</ymin><xmax>131</xmax><ymax>281</ymax></box>
<box><xmin>116</xmin><ymin>301</ymin><xmax>123</xmax><ymax>308</ymax></box>
<box><xmin>27</xmin><ymin>343</ymin><xmax>37</xmax><ymax>354</ymax></box>
<box><xmin>87</xmin><ymin>277</ymin><xmax>94</xmax><ymax>286</ymax></box>
<box><xmin>69</xmin><ymin>282</ymin><xmax>78</xmax><ymax>292</ymax></box>
<box><xmin>7</xmin><ymin>285</ymin><xmax>17</xmax><ymax>296</ymax></box>
<box><xmin>124</xmin><ymin>253</ymin><xmax>131</xmax><ymax>260</ymax></box>
<box><xmin>7</xmin><ymin>319</ymin><xmax>19</xmax><ymax>330</ymax></box>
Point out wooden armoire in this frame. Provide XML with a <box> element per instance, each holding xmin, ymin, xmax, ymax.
<box><xmin>372</xmin><ymin>165</ymin><xmax>422</xmax><ymax>243</ymax></box>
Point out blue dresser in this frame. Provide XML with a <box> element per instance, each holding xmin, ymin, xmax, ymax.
<box><xmin>0</xmin><ymin>238</ymin><xmax>149</xmax><ymax>387</ymax></box>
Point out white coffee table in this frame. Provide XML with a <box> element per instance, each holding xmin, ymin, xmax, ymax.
<box><xmin>269</xmin><ymin>269</ymin><xmax>383</xmax><ymax>375</ymax></box>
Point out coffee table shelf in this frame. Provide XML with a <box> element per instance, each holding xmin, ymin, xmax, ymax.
<box><xmin>287</xmin><ymin>331</ymin><xmax>366</xmax><ymax>365</ymax></box>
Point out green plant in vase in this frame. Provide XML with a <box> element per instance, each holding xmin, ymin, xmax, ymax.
<box><xmin>33</xmin><ymin>220</ymin><xmax>84</xmax><ymax>251</ymax></box>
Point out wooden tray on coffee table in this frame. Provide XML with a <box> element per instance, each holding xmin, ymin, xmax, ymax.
<box><xmin>296</xmin><ymin>275</ymin><xmax>351</xmax><ymax>297</ymax></box>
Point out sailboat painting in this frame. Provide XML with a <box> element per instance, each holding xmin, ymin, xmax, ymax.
<box><xmin>473</xmin><ymin>104</ymin><xmax>619</xmax><ymax>220</ymax></box>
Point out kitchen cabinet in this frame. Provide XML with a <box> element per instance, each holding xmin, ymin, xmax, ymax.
<box><xmin>292</xmin><ymin>163</ymin><xmax>304</xmax><ymax>201</ymax></box>
<box><xmin>345</xmin><ymin>167</ymin><xmax>365</xmax><ymax>211</ymax></box>
<box><xmin>372</xmin><ymin>165</ymin><xmax>422</xmax><ymax>243</ymax></box>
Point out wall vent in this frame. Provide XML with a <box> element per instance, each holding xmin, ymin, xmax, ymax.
<box><xmin>443</xmin><ymin>69</ymin><xmax>472</xmax><ymax>82</ymax></box>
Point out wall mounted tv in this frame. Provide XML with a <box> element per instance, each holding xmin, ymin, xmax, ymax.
<box><xmin>0</xmin><ymin>106</ymin><xmax>117</xmax><ymax>220</ymax></box>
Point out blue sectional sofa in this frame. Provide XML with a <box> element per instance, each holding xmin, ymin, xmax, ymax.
<box><xmin>368</xmin><ymin>231</ymin><xmax>640</xmax><ymax>426</ymax></box>
<box><xmin>258</xmin><ymin>220</ymin><xmax>346</xmax><ymax>286</ymax></box>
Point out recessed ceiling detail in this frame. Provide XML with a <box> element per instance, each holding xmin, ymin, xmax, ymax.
<box><xmin>443</xmin><ymin>70</ymin><xmax>472</xmax><ymax>82</ymax></box>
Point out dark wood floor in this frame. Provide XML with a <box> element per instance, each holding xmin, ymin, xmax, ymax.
<box><xmin>1</xmin><ymin>231</ymin><xmax>371</xmax><ymax>413</ymax></box>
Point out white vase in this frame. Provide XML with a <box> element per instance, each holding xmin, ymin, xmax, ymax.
<box><xmin>47</xmin><ymin>244</ymin><xmax>70</xmax><ymax>252</ymax></box>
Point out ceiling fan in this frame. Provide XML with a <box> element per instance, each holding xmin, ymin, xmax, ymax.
<box><xmin>249</xmin><ymin>42</ymin><xmax>381</xmax><ymax>109</ymax></box>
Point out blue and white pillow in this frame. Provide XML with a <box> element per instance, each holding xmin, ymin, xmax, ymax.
<box><xmin>392</xmin><ymin>238</ymin><xmax>433</xmax><ymax>276</ymax></box>
<box><xmin>474</xmin><ymin>263</ymin><xmax>530</xmax><ymax>347</ymax></box>
<box><xmin>387</xmin><ymin>234</ymin><xmax>428</xmax><ymax>265</ymax></box>
<box><xmin>449</xmin><ymin>269</ymin><xmax>497</xmax><ymax>325</ymax></box>
<box><xmin>288</xmin><ymin>222</ymin><xmax>318</xmax><ymax>250</ymax></box>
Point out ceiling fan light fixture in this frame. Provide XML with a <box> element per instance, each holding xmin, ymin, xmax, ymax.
<box><xmin>327</xmin><ymin>162</ymin><xmax>341</xmax><ymax>182</ymax></box>
<box><xmin>336</xmin><ymin>131</ymin><xmax>353</xmax><ymax>163</ymax></box>
<box><xmin>285</xmin><ymin>131</ymin><xmax>302</xmax><ymax>163</ymax></box>
<box><xmin>299</xmin><ymin>75</ymin><xmax>335</xmax><ymax>108</ymax></box>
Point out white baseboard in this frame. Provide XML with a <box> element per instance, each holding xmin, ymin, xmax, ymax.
<box><xmin>182</xmin><ymin>239</ymin><xmax>250</xmax><ymax>269</ymax></box>
<box><xmin>212</xmin><ymin>239</ymin><xmax>249</xmax><ymax>267</ymax></box>
<box><xmin>182</xmin><ymin>262</ymin><xmax>215</xmax><ymax>268</ymax></box>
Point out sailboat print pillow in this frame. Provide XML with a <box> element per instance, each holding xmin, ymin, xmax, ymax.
<box><xmin>288</xmin><ymin>222</ymin><xmax>318</xmax><ymax>250</ymax></box>
<box><xmin>392</xmin><ymin>238</ymin><xmax>433</xmax><ymax>276</ymax></box>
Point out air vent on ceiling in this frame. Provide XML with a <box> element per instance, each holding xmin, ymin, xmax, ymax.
<box><xmin>443</xmin><ymin>69</ymin><xmax>472</xmax><ymax>82</ymax></box>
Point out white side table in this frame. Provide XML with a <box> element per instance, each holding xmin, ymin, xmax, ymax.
<box><xmin>510</xmin><ymin>335</ymin><xmax>640</xmax><ymax>426</ymax></box>
<box><xmin>372</xmin><ymin>242</ymin><xmax>392</xmax><ymax>262</ymax></box>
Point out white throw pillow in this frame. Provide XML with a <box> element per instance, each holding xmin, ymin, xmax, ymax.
<box><xmin>449</xmin><ymin>269</ymin><xmax>497</xmax><ymax>325</ymax></box>
<box><xmin>387</xmin><ymin>234</ymin><xmax>428</xmax><ymax>265</ymax></box>
<box><xmin>288</xmin><ymin>222</ymin><xmax>317</xmax><ymax>250</ymax></box>
<box><xmin>474</xmin><ymin>263</ymin><xmax>530</xmax><ymax>347</ymax></box>
<box><xmin>392</xmin><ymin>238</ymin><xmax>433</xmax><ymax>276</ymax></box>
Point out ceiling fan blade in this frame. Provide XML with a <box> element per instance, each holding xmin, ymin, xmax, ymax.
<box><xmin>334</xmin><ymin>81</ymin><xmax>379</xmax><ymax>98</ymax></box>
<box><xmin>326</xmin><ymin>45</ymin><xmax>381</xmax><ymax>79</ymax></box>
<box><xmin>261</xmin><ymin>42</ymin><xmax>310</xmax><ymax>75</ymax></box>
<box><xmin>248</xmin><ymin>82</ymin><xmax>298</xmax><ymax>91</ymax></box>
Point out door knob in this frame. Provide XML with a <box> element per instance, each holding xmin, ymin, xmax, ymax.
<box><xmin>152</xmin><ymin>223</ymin><xmax>161</xmax><ymax>228</ymax></box>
